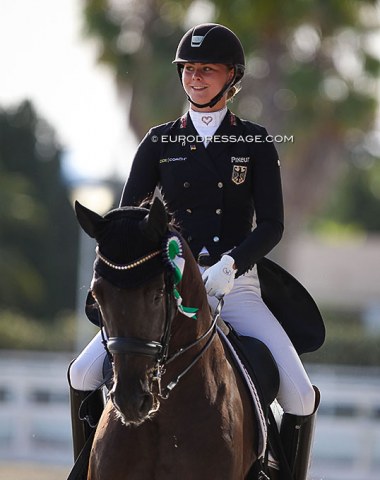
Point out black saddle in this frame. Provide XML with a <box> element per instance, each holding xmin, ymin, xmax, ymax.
<box><xmin>223</xmin><ymin>325</ymin><xmax>280</xmax><ymax>407</ymax></box>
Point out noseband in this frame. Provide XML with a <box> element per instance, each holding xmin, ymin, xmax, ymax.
<box><xmin>96</xmin><ymin>244</ymin><xmax>220</xmax><ymax>400</ymax></box>
<box><xmin>107</xmin><ymin>337</ymin><xmax>163</xmax><ymax>357</ymax></box>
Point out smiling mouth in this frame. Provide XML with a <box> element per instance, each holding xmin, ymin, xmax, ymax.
<box><xmin>191</xmin><ymin>86</ymin><xmax>207</xmax><ymax>91</ymax></box>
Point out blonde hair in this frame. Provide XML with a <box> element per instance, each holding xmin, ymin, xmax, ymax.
<box><xmin>225</xmin><ymin>64</ymin><xmax>242</xmax><ymax>102</ymax></box>
<box><xmin>227</xmin><ymin>82</ymin><xmax>242</xmax><ymax>101</ymax></box>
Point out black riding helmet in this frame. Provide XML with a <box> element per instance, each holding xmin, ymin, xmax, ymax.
<box><xmin>173</xmin><ymin>23</ymin><xmax>245</xmax><ymax>109</ymax></box>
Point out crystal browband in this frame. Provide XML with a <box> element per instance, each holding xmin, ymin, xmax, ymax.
<box><xmin>96</xmin><ymin>246</ymin><xmax>161</xmax><ymax>271</ymax></box>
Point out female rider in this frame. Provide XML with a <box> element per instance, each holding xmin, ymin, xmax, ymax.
<box><xmin>68</xmin><ymin>23</ymin><xmax>320</xmax><ymax>480</ymax></box>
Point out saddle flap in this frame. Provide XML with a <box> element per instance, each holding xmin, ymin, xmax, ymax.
<box><xmin>226</xmin><ymin>328</ymin><xmax>280</xmax><ymax>407</ymax></box>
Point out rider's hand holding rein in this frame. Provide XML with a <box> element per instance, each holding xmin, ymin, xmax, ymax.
<box><xmin>202</xmin><ymin>255</ymin><xmax>237</xmax><ymax>298</ymax></box>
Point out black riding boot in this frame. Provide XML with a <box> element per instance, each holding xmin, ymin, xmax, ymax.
<box><xmin>280</xmin><ymin>387</ymin><xmax>320</xmax><ymax>480</ymax></box>
<box><xmin>69</xmin><ymin>386</ymin><xmax>104</xmax><ymax>460</ymax></box>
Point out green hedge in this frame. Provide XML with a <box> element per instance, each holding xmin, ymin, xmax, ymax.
<box><xmin>1</xmin><ymin>308</ymin><xmax>379</xmax><ymax>366</ymax></box>
<box><xmin>304</xmin><ymin>335</ymin><xmax>380</xmax><ymax>365</ymax></box>
<box><xmin>303</xmin><ymin>307</ymin><xmax>380</xmax><ymax>365</ymax></box>
<box><xmin>0</xmin><ymin>310</ymin><xmax>76</xmax><ymax>351</ymax></box>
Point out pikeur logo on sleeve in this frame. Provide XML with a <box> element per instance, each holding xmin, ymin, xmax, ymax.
<box><xmin>230</xmin><ymin>156</ymin><xmax>250</xmax><ymax>163</ymax></box>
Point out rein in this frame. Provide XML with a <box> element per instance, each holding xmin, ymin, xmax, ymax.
<box><xmin>96</xmin><ymin>244</ymin><xmax>221</xmax><ymax>400</ymax></box>
<box><xmin>154</xmin><ymin>297</ymin><xmax>222</xmax><ymax>400</ymax></box>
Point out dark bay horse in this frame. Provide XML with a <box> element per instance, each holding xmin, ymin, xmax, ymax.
<box><xmin>75</xmin><ymin>198</ymin><xmax>259</xmax><ymax>480</ymax></box>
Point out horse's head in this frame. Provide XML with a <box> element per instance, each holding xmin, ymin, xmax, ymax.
<box><xmin>75</xmin><ymin>199</ymin><xmax>207</xmax><ymax>426</ymax></box>
<box><xmin>76</xmin><ymin>198</ymin><xmax>181</xmax><ymax>425</ymax></box>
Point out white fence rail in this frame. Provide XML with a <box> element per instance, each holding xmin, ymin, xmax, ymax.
<box><xmin>309</xmin><ymin>364</ymin><xmax>380</xmax><ymax>480</ymax></box>
<box><xmin>0</xmin><ymin>350</ymin><xmax>73</xmax><ymax>465</ymax></box>
<box><xmin>0</xmin><ymin>351</ymin><xmax>380</xmax><ymax>480</ymax></box>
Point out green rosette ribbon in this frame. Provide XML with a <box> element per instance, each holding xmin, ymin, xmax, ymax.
<box><xmin>164</xmin><ymin>234</ymin><xmax>198</xmax><ymax>319</ymax></box>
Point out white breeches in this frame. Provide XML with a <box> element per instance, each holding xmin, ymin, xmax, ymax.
<box><xmin>206</xmin><ymin>266</ymin><xmax>315</xmax><ymax>416</ymax></box>
<box><xmin>69</xmin><ymin>330</ymin><xmax>107</xmax><ymax>392</ymax></box>
<box><xmin>69</xmin><ymin>266</ymin><xmax>315</xmax><ymax>416</ymax></box>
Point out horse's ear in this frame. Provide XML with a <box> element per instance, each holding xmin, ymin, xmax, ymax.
<box><xmin>139</xmin><ymin>197</ymin><xmax>168</xmax><ymax>242</ymax></box>
<box><xmin>75</xmin><ymin>201</ymin><xmax>109</xmax><ymax>239</ymax></box>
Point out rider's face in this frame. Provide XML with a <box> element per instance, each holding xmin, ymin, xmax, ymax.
<box><xmin>182</xmin><ymin>63</ymin><xmax>234</xmax><ymax>112</ymax></box>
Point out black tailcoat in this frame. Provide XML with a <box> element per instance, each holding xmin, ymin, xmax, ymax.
<box><xmin>121</xmin><ymin>110</ymin><xmax>283</xmax><ymax>273</ymax></box>
<box><xmin>121</xmin><ymin>111</ymin><xmax>325</xmax><ymax>353</ymax></box>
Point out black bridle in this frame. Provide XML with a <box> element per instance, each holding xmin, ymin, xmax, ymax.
<box><xmin>97</xmin><ymin>250</ymin><xmax>221</xmax><ymax>400</ymax></box>
<box><xmin>106</xmin><ymin>269</ymin><xmax>175</xmax><ymax>366</ymax></box>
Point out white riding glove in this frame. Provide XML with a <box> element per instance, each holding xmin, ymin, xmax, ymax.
<box><xmin>202</xmin><ymin>255</ymin><xmax>237</xmax><ymax>298</ymax></box>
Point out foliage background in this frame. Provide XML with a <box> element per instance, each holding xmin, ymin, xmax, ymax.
<box><xmin>1</xmin><ymin>0</ymin><xmax>380</xmax><ymax>361</ymax></box>
<box><xmin>83</xmin><ymin>0</ymin><xmax>380</xmax><ymax>235</ymax></box>
<box><xmin>0</xmin><ymin>101</ymin><xmax>78</xmax><ymax>321</ymax></box>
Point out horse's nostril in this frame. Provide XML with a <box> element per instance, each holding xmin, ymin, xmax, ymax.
<box><xmin>110</xmin><ymin>386</ymin><xmax>152</xmax><ymax>422</ymax></box>
<box><xmin>138</xmin><ymin>393</ymin><xmax>153</xmax><ymax>415</ymax></box>
<box><xmin>110</xmin><ymin>390</ymin><xmax>120</xmax><ymax>411</ymax></box>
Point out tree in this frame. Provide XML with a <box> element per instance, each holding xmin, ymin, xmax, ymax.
<box><xmin>83</xmin><ymin>0</ymin><xmax>380</xmax><ymax>259</ymax></box>
<box><xmin>215</xmin><ymin>0</ymin><xmax>380</xmax><ymax>234</ymax></box>
<box><xmin>310</xmin><ymin>157</ymin><xmax>380</xmax><ymax>233</ymax></box>
<box><xmin>0</xmin><ymin>101</ymin><xmax>78</xmax><ymax>320</ymax></box>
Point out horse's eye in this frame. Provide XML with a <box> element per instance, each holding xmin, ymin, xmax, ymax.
<box><xmin>154</xmin><ymin>288</ymin><xmax>165</xmax><ymax>303</ymax></box>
